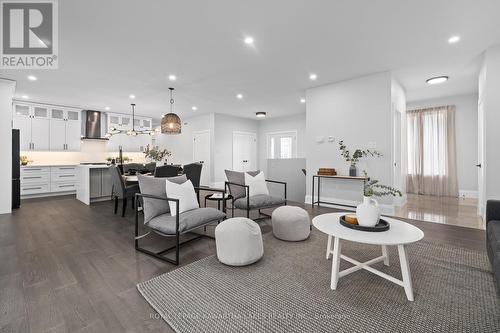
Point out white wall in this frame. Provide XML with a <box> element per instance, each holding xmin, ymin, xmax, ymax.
<box><xmin>257</xmin><ymin>113</ymin><xmax>306</xmax><ymax>175</ymax></box>
<box><xmin>479</xmin><ymin>45</ymin><xmax>500</xmax><ymax>215</ymax></box>
<box><xmin>213</xmin><ymin>114</ymin><xmax>259</xmax><ymax>183</ymax></box>
<box><xmin>306</xmin><ymin>72</ymin><xmax>395</xmax><ymax>210</ymax></box>
<box><xmin>154</xmin><ymin>113</ymin><xmax>214</xmax><ymax>168</ymax></box>
<box><xmin>407</xmin><ymin>93</ymin><xmax>478</xmax><ymax>196</ymax></box>
<box><xmin>0</xmin><ymin>79</ymin><xmax>16</xmax><ymax>214</ymax></box>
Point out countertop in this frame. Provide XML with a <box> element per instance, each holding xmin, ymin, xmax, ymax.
<box><xmin>77</xmin><ymin>164</ymin><xmax>110</xmax><ymax>169</ymax></box>
<box><xmin>21</xmin><ymin>164</ymin><xmax>78</xmax><ymax>168</ymax></box>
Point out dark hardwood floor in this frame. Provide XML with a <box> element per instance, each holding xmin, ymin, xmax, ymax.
<box><xmin>0</xmin><ymin>194</ymin><xmax>486</xmax><ymax>333</ymax></box>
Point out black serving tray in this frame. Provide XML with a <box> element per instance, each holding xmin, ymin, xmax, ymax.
<box><xmin>339</xmin><ymin>215</ymin><xmax>390</xmax><ymax>232</ymax></box>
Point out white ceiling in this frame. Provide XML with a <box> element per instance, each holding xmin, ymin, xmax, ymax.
<box><xmin>2</xmin><ymin>0</ymin><xmax>500</xmax><ymax>119</ymax></box>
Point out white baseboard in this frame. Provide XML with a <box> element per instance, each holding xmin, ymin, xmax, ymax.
<box><xmin>459</xmin><ymin>190</ymin><xmax>478</xmax><ymax>199</ymax></box>
<box><xmin>304</xmin><ymin>195</ymin><xmax>396</xmax><ymax>215</ymax></box>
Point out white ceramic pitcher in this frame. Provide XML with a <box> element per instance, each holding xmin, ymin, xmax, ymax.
<box><xmin>356</xmin><ymin>196</ymin><xmax>380</xmax><ymax>227</ymax></box>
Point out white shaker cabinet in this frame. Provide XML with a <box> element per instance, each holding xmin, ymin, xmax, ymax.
<box><xmin>49</xmin><ymin>108</ymin><xmax>81</xmax><ymax>151</ymax></box>
<box><xmin>13</xmin><ymin>103</ymin><xmax>50</xmax><ymax>151</ymax></box>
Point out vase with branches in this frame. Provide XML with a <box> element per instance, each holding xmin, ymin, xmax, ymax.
<box><xmin>143</xmin><ymin>145</ymin><xmax>172</xmax><ymax>163</ymax></box>
<box><xmin>356</xmin><ymin>170</ymin><xmax>402</xmax><ymax>227</ymax></box>
<box><xmin>338</xmin><ymin>140</ymin><xmax>382</xmax><ymax>176</ymax></box>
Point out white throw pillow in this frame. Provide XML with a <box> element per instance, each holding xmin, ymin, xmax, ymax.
<box><xmin>165</xmin><ymin>179</ymin><xmax>199</xmax><ymax>216</ymax></box>
<box><xmin>244</xmin><ymin>171</ymin><xmax>269</xmax><ymax>196</ymax></box>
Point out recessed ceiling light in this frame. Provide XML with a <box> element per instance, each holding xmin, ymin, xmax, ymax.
<box><xmin>448</xmin><ymin>36</ymin><xmax>460</xmax><ymax>44</ymax></box>
<box><xmin>105</xmin><ymin>106</ymin><xmax>111</xmax><ymax>111</ymax></box>
<box><xmin>244</xmin><ymin>36</ymin><xmax>254</xmax><ymax>45</ymax></box>
<box><xmin>192</xmin><ymin>106</ymin><xmax>197</xmax><ymax>111</ymax></box>
<box><xmin>309</xmin><ymin>73</ymin><xmax>317</xmax><ymax>81</ymax></box>
<box><xmin>236</xmin><ymin>93</ymin><xmax>243</xmax><ymax>99</ymax></box>
<box><xmin>256</xmin><ymin>111</ymin><xmax>266</xmax><ymax>118</ymax></box>
<box><xmin>27</xmin><ymin>75</ymin><xmax>37</xmax><ymax>81</ymax></box>
<box><xmin>21</xmin><ymin>95</ymin><xmax>29</xmax><ymax>99</ymax></box>
<box><xmin>129</xmin><ymin>94</ymin><xmax>136</xmax><ymax>99</ymax></box>
<box><xmin>300</xmin><ymin>98</ymin><xmax>306</xmax><ymax>103</ymax></box>
<box><xmin>168</xmin><ymin>74</ymin><xmax>177</xmax><ymax>81</ymax></box>
<box><xmin>426</xmin><ymin>76</ymin><xmax>448</xmax><ymax>85</ymax></box>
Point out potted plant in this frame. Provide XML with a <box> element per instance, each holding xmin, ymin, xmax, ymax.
<box><xmin>20</xmin><ymin>155</ymin><xmax>29</xmax><ymax>166</ymax></box>
<box><xmin>338</xmin><ymin>140</ymin><xmax>382</xmax><ymax>176</ymax></box>
<box><xmin>356</xmin><ymin>170</ymin><xmax>402</xmax><ymax>227</ymax></box>
<box><xmin>143</xmin><ymin>145</ymin><xmax>172</xmax><ymax>164</ymax></box>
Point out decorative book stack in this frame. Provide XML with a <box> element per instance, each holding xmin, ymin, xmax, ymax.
<box><xmin>317</xmin><ymin>168</ymin><xmax>337</xmax><ymax>176</ymax></box>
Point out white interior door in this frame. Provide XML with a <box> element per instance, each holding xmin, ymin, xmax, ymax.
<box><xmin>233</xmin><ymin>132</ymin><xmax>257</xmax><ymax>172</ymax></box>
<box><xmin>478</xmin><ymin>99</ymin><xmax>485</xmax><ymax>216</ymax></box>
<box><xmin>193</xmin><ymin>130</ymin><xmax>211</xmax><ymax>186</ymax></box>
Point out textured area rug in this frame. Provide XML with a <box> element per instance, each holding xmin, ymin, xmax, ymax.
<box><xmin>137</xmin><ymin>230</ymin><xmax>500</xmax><ymax>332</ymax></box>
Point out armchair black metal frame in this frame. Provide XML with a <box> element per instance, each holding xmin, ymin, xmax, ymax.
<box><xmin>224</xmin><ymin>179</ymin><xmax>287</xmax><ymax>220</ymax></box>
<box><xmin>134</xmin><ymin>187</ymin><xmax>226</xmax><ymax>265</ymax></box>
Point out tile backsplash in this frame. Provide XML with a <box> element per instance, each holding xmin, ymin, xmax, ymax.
<box><xmin>21</xmin><ymin>141</ymin><xmax>148</xmax><ymax>165</ymax></box>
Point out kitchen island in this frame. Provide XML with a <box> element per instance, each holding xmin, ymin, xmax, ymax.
<box><xmin>76</xmin><ymin>164</ymin><xmax>113</xmax><ymax>205</ymax></box>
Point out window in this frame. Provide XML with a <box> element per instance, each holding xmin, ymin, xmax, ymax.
<box><xmin>267</xmin><ymin>131</ymin><xmax>297</xmax><ymax>159</ymax></box>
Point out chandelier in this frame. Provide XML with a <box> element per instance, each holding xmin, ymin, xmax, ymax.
<box><xmin>161</xmin><ymin>87</ymin><xmax>182</xmax><ymax>134</ymax></box>
<box><xmin>106</xmin><ymin>103</ymin><xmax>157</xmax><ymax>137</ymax></box>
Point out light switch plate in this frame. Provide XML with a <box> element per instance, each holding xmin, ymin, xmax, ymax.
<box><xmin>316</xmin><ymin>136</ymin><xmax>325</xmax><ymax>143</ymax></box>
<box><xmin>328</xmin><ymin>136</ymin><xmax>335</xmax><ymax>142</ymax></box>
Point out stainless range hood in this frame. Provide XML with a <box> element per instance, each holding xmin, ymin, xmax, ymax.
<box><xmin>81</xmin><ymin>110</ymin><xmax>109</xmax><ymax>140</ymax></box>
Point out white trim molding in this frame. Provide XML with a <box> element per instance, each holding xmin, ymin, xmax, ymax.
<box><xmin>459</xmin><ymin>190</ymin><xmax>479</xmax><ymax>199</ymax></box>
<box><xmin>304</xmin><ymin>195</ymin><xmax>396</xmax><ymax>215</ymax></box>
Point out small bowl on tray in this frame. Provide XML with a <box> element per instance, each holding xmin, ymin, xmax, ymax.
<box><xmin>339</xmin><ymin>215</ymin><xmax>390</xmax><ymax>232</ymax></box>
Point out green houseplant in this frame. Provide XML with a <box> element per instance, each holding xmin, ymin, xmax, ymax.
<box><xmin>338</xmin><ymin>140</ymin><xmax>382</xmax><ymax>176</ymax></box>
<box><xmin>143</xmin><ymin>145</ymin><xmax>172</xmax><ymax>162</ymax></box>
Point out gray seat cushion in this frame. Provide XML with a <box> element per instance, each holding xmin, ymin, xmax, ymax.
<box><xmin>225</xmin><ymin>170</ymin><xmax>260</xmax><ymax>199</ymax></box>
<box><xmin>138</xmin><ymin>174</ymin><xmax>187</xmax><ymax>223</ymax></box>
<box><xmin>487</xmin><ymin>221</ymin><xmax>500</xmax><ymax>255</ymax></box>
<box><xmin>125</xmin><ymin>184</ymin><xmax>140</xmax><ymax>196</ymax></box>
<box><xmin>234</xmin><ymin>194</ymin><xmax>286</xmax><ymax>210</ymax></box>
<box><xmin>147</xmin><ymin>207</ymin><xmax>226</xmax><ymax>235</ymax></box>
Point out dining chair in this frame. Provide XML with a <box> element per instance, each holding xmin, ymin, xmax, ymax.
<box><xmin>144</xmin><ymin>162</ymin><xmax>157</xmax><ymax>173</ymax></box>
<box><xmin>183</xmin><ymin>163</ymin><xmax>203</xmax><ymax>188</ymax></box>
<box><xmin>110</xmin><ymin>165</ymin><xmax>140</xmax><ymax>217</ymax></box>
<box><xmin>154</xmin><ymin>165</ymin><xmax>179</xmax><ymax>178</ymax></box>
<box><xmin>123</xmin><ymin>163</ymin><xmax>144</xmax><ymax>174</ymax></box>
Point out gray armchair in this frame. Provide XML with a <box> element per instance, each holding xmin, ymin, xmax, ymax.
<box><xmin>135</xmin><ymin>175</ymin><xmax>226</xmax><ymax>265</ymax></box>
<box><xmin>110</xmin><ymin>165</ymin><xmax>140</xmax><ymax>217</ymax></box>
<box><xmin>486</xmin><ymin>200</ymin><xmax>500</xmax><ymax>294</ymax></box>
<box><xmin>224</xmin><ymin>170</ymin><xmax>287</xmax><ymax>219</ymax></box>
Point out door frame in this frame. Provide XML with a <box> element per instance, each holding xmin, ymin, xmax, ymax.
<box><xmin>232</xmin><ymin>131</ymin><xmax>257</xmax><ymax>171</ymax></box>
<box><xmin>265</xmin><ymin>130</ymin><xmax>298</xmax><ymax>159</ymax></box>
<box><xmin>193</xmin><ymin>129</ymin><xmax>211</xmax><ymax>185</ymax></box>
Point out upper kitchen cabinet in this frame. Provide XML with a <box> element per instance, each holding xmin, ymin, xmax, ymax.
<box><xmin>13</xmin><ymin>103</ymin><xmax>50</xmax><ymax>151</ymax></box>
<box><xmin>49</xmin><ymin>108</ymin><xmax>82</xmax><ymax>151</ymax></box>
<box><xmin>107</xmin><ymin>113</ymin><xmax>132</xmax><ymax>132</ymax></box>
<box><xmin>106</xmin><ymin>112</ymin><xmax>153</xmax><ymax>152</ymax></box>
<box><xmin>13</xmin><ymin>102</ymin><xmax>81</xmax><ymax>152</ymax></box>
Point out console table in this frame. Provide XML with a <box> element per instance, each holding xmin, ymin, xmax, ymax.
<box><xmin>311</xmin><ymin>174</ymin><xmax>368</xmax><ymax>208</ymax></box>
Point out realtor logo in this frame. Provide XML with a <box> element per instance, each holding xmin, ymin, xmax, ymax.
<box><xmin>1</xmin><ymin>0</ymin><xmax>58</xmax><ymax>69</ymax></box>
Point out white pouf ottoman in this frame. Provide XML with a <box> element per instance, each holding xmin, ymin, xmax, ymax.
<box><xmin>215</xmin><ymin>217</ymin><xmax>264</xmax><ymax>266</ymax></box>
<box><xmin>272</xmin><ymin>206</ymin><xmax>311</xmax><ymax>241</ymax></box>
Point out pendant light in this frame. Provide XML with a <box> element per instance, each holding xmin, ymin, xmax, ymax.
<box><xmin>161</xmin><ymin>87</ymin><xmax>182</xmax><ymax>134</ymax></box>
<box><xmin>105</xmin><ymin>103</ymin><xmax>156</xmax><ymax>137</ymax></box>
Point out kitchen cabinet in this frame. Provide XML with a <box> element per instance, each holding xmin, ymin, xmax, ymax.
<box><xmin>13</xmin><ymin>103</ymin><xmax>50</xmax><ymax>151</ymax></box>
<box><xmin>13</xmin><ymin>102</ymin><xmax>81</xmax><ymax>152</ymax></box>
<box><xmin>106</xmin><ymin>112</ymin><xmax>153</xmax><ymax>152</ymax></box>
<box><xmin>89</xmin><ymin>168</ymin><xmax>112</xmax><ymax>199</ymax></box>
<box><xmin>20</xmin><ymin>165</ymin><xmax>77</xmax><ymax>197</ymax></box>
<box><xmin>49</xmin><ymin>108</ymin><xmax>81</xmax><ymax>151</ymax></box>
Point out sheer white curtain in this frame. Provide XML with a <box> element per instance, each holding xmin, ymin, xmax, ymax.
<box><xmin>407</xmin><ymin>106</ymin><xmax>458</xmax><ymax>197</ymax></box>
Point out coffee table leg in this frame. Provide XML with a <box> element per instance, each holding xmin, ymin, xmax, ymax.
<box><xmin>381</xmin><ymin>245</ymin><xmax>389</xmax><ymax>266</ymax></box>
<box><xmin>330</xmin><ymin>237</ymin><xmax>342</xmax><ymax>290</ymax></box>
<box><xmin>397</xmin><ymin>244</ymin><xmax>414</xmax><ymax>301</ymax></box>
<box><xmin>326</xmin><ymin>235</ymin><xmax>333</xmax><ymax>259</ymax></box>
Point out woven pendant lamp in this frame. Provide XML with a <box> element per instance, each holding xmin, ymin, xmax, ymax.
<box><xmin>161</xmin><ymin>87</ymin><xmax>181</xmax><ymax>134</ymax></box>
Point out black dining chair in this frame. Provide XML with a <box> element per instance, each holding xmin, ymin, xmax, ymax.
<box><xmin>123</xmin><ymin>163</ymin><xmax>144</xmax><ymax>174</ymax></box>
<box><xmin>110</xmin><ymin>166</ymin><xmax>140</xmax><ymax>217</ymax></box>
<box><xmin>154</xmin><ymin>165</ymin><xmax>179</xmax><ymax>178</ymax></box>
<box><xmin>183</xmin><ymin>163</ymin><xmax>203</xmax><ymax>188</ymax></box>
<box><xmin>144</xmin><ymin>162</ymin><xmax>156</xmax><ymax>173</ymax></box>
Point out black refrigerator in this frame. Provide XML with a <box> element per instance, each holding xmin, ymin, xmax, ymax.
<box><xmin>12</xmin><ymin>129</ymin><xmax>20</xmax><ymax>209</ymax></box>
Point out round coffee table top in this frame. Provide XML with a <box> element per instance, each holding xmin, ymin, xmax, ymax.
<box><xmin>312</xmin><ymin>212</ymin><xmax>424</xmax><ymax>245</ymax></box>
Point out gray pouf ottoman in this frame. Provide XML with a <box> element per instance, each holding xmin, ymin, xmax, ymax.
<box><xmin>272</xmin><ymin>206</ymin><xmax>311</xmax><ymax>241</ymax></box>
<box><xmin>215</xmin><ymin>217</ymin><xmax>264</xmax><ymax>266</ymax></box>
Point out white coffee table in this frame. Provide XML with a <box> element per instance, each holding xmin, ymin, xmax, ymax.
<box><xmin>312</xmin><ymin>212</ymin><xmax>424</xmax><ymax>301</ymax></box>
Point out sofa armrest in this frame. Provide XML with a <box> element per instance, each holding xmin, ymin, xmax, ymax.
<box><xmin>486</xmin><ymin>200</ymin><xmax>500</xmax><ymax>225</ymax></box>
